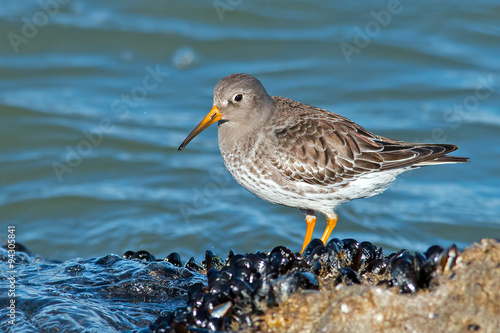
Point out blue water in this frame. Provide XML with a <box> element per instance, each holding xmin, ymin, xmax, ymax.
<box><xmin>1</xmin><ymin>1</ymin><xmax>500</xmax><ymax>331</ymax></box>
<box><xmin>1</xmin><ymin>0</ymin><xmax>499</xmax><ymax>278</ymax></box>
<box><xmin>0</xmin><ymin>246</ymin><xmax>204</xmax><ymax>331</ymax></box>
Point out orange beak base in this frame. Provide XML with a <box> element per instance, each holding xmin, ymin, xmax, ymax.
<box><xmin>178</xmin><ymin>106</ymin><xmax>222</xmax><ymax>151</ymax></box>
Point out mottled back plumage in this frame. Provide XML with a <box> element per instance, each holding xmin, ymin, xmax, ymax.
<box><xmin>267</xmin><ymin>96</ymin><xmax>467</xmax><ymax>187</ymax></box>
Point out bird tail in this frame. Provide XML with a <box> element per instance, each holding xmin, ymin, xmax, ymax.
<box><xmin>378</xmin><ymin>141</ymin><xmax>469</xmax><ymax>170</ymax></box>
<box><xmin>415</xmin><ymin>154</ymin><xmax>469</xmax><ymax>166</ymax></box>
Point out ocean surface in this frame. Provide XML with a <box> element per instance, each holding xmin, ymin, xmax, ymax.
<box><xmin>1</xmin><ymin>1</ymin><xmax>499</xmax><ymax>270</ymax></box>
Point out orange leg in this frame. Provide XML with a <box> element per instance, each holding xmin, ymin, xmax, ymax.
<box><xmin>320</xmin><ymin>213</ymin><xmax>338</xmax><ymax>245</ymax></box>
<box><xmin>300</xmin><ymin>213</ymin><xmax>317</xmax><ymax>254</ymax></box>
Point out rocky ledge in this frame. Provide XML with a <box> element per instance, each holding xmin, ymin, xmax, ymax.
<box><xmin>261</xmin><ymin>239</ymin><xmax>500</xmax><ymax>333</ymax></box>
<box><xmin>146</xmin><ymin>238</ymin><xmax>500</xmax><ymax>333</ymax></box>
<box><xmin>2</xmin><ymin>238</ymin><xmax>498</xmax><ymax>332</ymax></box>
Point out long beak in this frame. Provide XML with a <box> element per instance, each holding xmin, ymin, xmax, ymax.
<box><xmin>178</xmin><ymin>105</ymin><xmax>222</xmax><ymax>151</ymax></box>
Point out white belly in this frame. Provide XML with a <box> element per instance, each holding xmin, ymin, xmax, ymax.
<box><xmin>221</xmin><ymin>146</ymin><xmax>410</xmax><ymax>217</ymax></box>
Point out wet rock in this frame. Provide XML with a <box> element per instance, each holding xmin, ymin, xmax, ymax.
<box><xmin>145</xmin><ymin>237</ymin><xmax>472</xmax><ymax>332</ymax></box>
<box><xmin>165</xmin><ymin>252</ymin><xmax>182</xmax><ymax>267</ymax></box>
<box><xmin>335</xmin><ymin>267</ymin><xmax>361</xmax><ymax>286</ymax></box>
<box><xmin>185</xmin><ymin>257</ymin><xmax>203</xmax><ymax>272</ymax></box>
<box><xmin>122</xmin><ymin>250</ymin><xmax>156</xmax><ymax>262</ymax></box>
<box><xmin>4</xmin><ymin>239</ymin><xmax>498</xmax><ymax>332</ymax></box>
<box><xmin>204</xmin><ymin>250</ymin><xmax>224</xmax><ymax>271</ymax></box>
<box><xmin>260</xmin><ymin>239</ymin><xmax>500</xmax><ymax>333</ymax></box>
<box><xmin>146</xmin><ymin>244</ymin><xmax>322</xmax><ymax>332</ymax></box>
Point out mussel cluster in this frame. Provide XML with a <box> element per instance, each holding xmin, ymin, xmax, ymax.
<box><xmin>301</xmin><ymin>238</ymin><xmax>458</xmax><ymax>293</ymax></box>
<box><xmin>137</xmin><ymin>238</ymin><xmax>459</xmax><ymax>332</ymax></box>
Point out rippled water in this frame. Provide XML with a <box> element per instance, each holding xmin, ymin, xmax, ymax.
<box><xmin>1</xmin><ymin>0</ymin><xmax>500</xmax><ymax>329</ymax></box>
<box><xmin>0</xmin><ymin>245</ymin><xmax>205</xmax><ymax>331</ymax></box>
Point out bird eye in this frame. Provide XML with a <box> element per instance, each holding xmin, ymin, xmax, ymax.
<box><xmin>234</xmin><ymin>94</ymin><xmax>243</xmax><ymax>102</ymax></box>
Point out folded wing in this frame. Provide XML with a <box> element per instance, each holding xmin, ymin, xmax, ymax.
<box><xmin>268</xmin><ymin>110</ymin><xmax>467</xmax><ymax>186</ymax></box>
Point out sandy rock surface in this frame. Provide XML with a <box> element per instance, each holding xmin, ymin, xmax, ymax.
<box><xmin>261</xmin><ymin>239</ymin><xmax>500</xmax><ymax>333</ymax></box>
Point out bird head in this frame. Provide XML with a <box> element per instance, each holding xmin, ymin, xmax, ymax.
<box><xmin>178</xmin><ymin>73</ymin><xmax>273</xmax><ymax>151</ymax></box>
